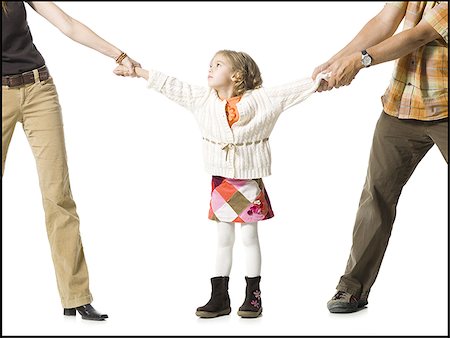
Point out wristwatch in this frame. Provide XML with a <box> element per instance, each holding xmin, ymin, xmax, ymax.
<box><xmin>361</xmin><ymin>50</ymin><xmax>373</xmax><ymax>68</ymax></box>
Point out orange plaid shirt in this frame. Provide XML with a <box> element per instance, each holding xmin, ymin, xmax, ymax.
<box><xmin>382</xmin><ymin>2</ymin><xmax>448</xmax><ymax>121</ymax></box>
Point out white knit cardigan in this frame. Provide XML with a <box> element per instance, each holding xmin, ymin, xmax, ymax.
<box><xmin>146</xmin><ymin>70</ymin><xmax>329</xmax><ymax>179</ymax></box>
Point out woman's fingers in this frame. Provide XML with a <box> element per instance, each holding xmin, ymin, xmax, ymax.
<box><xmin>113</xmin><ymin>65</ymin><xmax>128</xmax><ymax>76</ymax></box>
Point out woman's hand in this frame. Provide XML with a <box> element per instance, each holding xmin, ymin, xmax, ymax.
<box><xmin>113</xmin><ymin>65</ymin><xmax>129</xmax><ymax>77</ymax></box>
<box><xmin>114</xmin><ymin>65</ymin><xmax>149</xmax><ymax>80</ymax></box>
<box><xmin>119</xmin><ymin>56</ymin><xmax>141</xmax><ymax>77</ymax></box>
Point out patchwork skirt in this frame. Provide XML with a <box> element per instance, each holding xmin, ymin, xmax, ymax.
<box><xmin>208</xmin><ymin>176</ymin><xmax>274</xmax><ymax>223</ymax></box>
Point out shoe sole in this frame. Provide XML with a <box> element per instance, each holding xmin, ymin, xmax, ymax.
<box><xmin>196</xmin><ymin>308</ymin><xmax>231</xmax><ymax>318</ymax></box>
<box><xmin>237</xmin><ymin>308</ymin><xmax>262</xmax><ymax>318</ymax></box>
<box><xmin>64</xmin><ymin>309</ymin><xmax>76</xmax><ymax>316</ymax></box>
<box><xmin>80</xmin><ymin>316</ymin><xmax>106</xmax><ymax>321</ymax></box>
<box><xmin>64</xmin><ymin>310</ymin><xmax>108</xmax><ymax>320</ymax></box>
<box><xmin>328</xmin><ymin>301</ymin><xmax>368</xmax><ymax>314</ymax></box>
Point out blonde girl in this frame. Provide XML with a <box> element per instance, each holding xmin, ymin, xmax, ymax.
<box><xmin>115</xmin><ymin>50</ymin><xmax>329</xmax><ymax>318</ymax></box>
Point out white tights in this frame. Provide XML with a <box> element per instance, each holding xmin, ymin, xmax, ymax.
<box><xmin>215</xmin><ymin>221</ymin><xmax>261</xmax><ymax>277</ymax></box>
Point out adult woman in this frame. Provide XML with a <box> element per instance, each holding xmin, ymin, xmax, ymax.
<box><xmin>2</xmin><ymin>1</ymin><xmax>139</xmax><ymax>320</ymax></box>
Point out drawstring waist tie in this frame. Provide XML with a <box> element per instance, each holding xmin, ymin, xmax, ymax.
<box><xmin>202</xmin><ymin>137</ymin><xmax>269</xmax><ymax>161</ymax></box>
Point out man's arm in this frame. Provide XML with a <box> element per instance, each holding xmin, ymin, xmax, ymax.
<box><xmin>367</xmin><ymin>12</ymin><xmax>446</xmax><ymax>66</ymax></box>
<box><xmin>324</xmin><ymin>2</ymin><xmax>447</xmax><ymax>90</ymax></box>
<box><xmin>312</xmin><ymin>3</ymin><xmax>406</xmax><ymax>80</ymax></box>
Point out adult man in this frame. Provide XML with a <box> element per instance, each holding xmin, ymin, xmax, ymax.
<box><xmin>312</xmin><ymin>2</ymin><xmax>448</xmax><ymax>313</ymax></box>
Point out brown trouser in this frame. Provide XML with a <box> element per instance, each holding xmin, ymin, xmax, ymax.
<box><xmin>2</xmin><ymin>70</ymin><xmax>93</xmax><ymax>308</ymax></box>
<box><xmin>337</xmin><ymin>111</ymin><xmax>448</xmax><ymax>300</ymax></box>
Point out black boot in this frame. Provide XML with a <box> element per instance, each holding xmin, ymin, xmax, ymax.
<box><xmin>238</xmin><ymin>276</ymin><xmax>262</xmax><ymax>318</ymax></box>
<box><xmin>63</xmin><ymin>304</ymin><xmax>108</xmax><ymax>321</ymax></box>
<box><xmin>196</xmin><ymin>276</ymin><xmax>231</xmax><ymax>318</ymax></box>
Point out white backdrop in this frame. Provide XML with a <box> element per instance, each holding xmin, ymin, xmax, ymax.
<box><xmin>2</xmin><ymin>1</ymin><xmax>448</xmax><ymax>336</ymax></box>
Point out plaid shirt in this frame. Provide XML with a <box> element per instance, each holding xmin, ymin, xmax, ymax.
<box><xmin>382</xmin><ymin>2</ymin><xmax>448</xmax><ymax>121</ymax></box>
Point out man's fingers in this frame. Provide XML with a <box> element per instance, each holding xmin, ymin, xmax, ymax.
<box><xmin>312</xmin><ymin>68</ymin><xmax>321</xmax><ymax>80</ymax></box>
<box><xmin>316</xmin><ymin>80</ymin><xmax>325</xmax><ymax>92</ymax></box>
<box><xmin>326</xmin><ymin>77</ymin><xmax>335</xmax><ymax>90</ymax></box>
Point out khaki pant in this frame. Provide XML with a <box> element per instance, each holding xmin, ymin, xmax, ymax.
<box><xmin>337</xmin><ymin>111</ymin><xmax>448</xmax><ymax>300</ymax></box>
<box><xmin>2</xmin><ymin>72</ymin><xmax>93</xmax><ymax>308</ymax></box>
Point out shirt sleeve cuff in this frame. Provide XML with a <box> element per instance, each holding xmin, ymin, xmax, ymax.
<box><xmin>385</xmin><ymin>2</ymin><xmax>407</xmax><ymax>10</ymax></box>
<box><xmin>146</xmin><ymin>69</ymin><xmax>169</xmax><ymax>91</ymax></box>
<box><xmin>423</xmin><ymin>3</ymin><xmax>448</xmax><ymax>44</ymax></box>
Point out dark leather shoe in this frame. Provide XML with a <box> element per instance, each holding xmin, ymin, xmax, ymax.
<box><xmin>327</xmin><ymin>291</ymin><xmax>368</xmax><ymax>313</ymax></box>
<box><xmin>64</xmin><ymin>304</ymin><xmax>108</xmax><ymax>321</ymax></box>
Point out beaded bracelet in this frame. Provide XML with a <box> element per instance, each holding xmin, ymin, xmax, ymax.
<box><xmin>115</xmin><ymin>52</ymin><xmax>127</xmax><ymax>64</ymax></box>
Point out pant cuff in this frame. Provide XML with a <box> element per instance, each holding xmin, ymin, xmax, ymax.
<box><xmin>61</xmin><ymin>294</ymin><xmax>93</xmax><ymax>309</ymax></box>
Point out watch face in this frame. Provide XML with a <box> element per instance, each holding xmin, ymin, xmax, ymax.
<box><xmin>362</xmin><ymin>55</ymin><xmax>371</xmax><ymax>66</ymax></box>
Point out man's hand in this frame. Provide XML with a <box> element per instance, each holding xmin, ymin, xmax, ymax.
<box><xmin>312</xmin><ymin>61</ymin><xmax>333</xmax><ymax>92</ymax></box>
<box><xmin>312</xmin><ymin>61</ymin><xmax>332</xmax><ymax>81</ymax></box>
<box><xmin>318</xmin><ymin>52</ymin><xmax>363</xmax><ymax>91</ymax></box>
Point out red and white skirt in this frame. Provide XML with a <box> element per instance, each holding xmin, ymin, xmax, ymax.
<box><xmin>208</xmin><ymin>176</ymin><xmax>274</xmax><ymax>223</ymax></box>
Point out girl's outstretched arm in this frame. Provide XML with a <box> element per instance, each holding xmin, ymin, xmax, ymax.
<box><xmin>264</xmin><ymin>72</ymin><xmax>330</xmax><ymax>114</ymax></box>
<box><xmin>114</xmin><ymin>65</ymin><xmax>210</xmax><ymax>113</ymax></box>
<box><xmin>135</xmin><ymin>67</ymin><xmax>149</xmax><ymax>80</ymax></box>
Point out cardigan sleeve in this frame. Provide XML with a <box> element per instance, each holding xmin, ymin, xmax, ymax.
<box><xmin>146</xmin><ymin>69</ymin><xmax>210</xmax><ymax>113</ymax></box>
<box><xmin>263</xmin><ymin>72</ymin><xmax>330</xmax><ymax>113</ymax></box>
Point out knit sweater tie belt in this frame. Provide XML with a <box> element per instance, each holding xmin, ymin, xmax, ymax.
<box><xmin>203</xmin><ymin>137</ymin><xmax>269</xmax><ymax>162</ymax></box>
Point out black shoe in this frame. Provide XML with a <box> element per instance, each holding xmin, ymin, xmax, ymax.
<box><xmin>237</xmin><ymin>276</ymin><xmax>262</xmax><ymax>318</ymax></box>
<box><xmin>64</xmin><ymin>304</ymin><xmax>108</xmax><ymax>321</ymax></box>
<box><xmin>196</xmin><ymin>276</ymin><xmax>231</xmax><ymax>318</ymax></box>
<box><xmin>327</xmin><ymin>291</ymin><xmax>368</xmax><ymax>313</ymax></box>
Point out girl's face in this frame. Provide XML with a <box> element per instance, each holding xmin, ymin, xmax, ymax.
<box><xmin>208</xmin><ymin>54</ymin><xmax>234</xmax><ymax>90</ymax></box>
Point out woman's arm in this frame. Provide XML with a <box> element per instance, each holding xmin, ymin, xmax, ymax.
<box><xmin>28</xmin><ymin>1</ymin><xmax>140</xmax><ymax>75</ymax></box>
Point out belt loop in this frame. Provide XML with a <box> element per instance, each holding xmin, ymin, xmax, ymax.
<box><xmin>33</xmin><ymin>69</ymin><xmax>40</xmax><ymax>84</ymax></box>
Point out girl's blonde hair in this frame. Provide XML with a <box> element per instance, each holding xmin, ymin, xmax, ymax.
<box><xmin>2</xmin><ymin>1</ymin><xmax>7</xmax><ymax>13</ymax></box>
<box><xmin>216</xmin><ymin>50</ymin><xmax>263</xmax><ymax>97</ymax></box>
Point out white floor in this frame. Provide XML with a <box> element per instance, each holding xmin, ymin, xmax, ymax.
<box><xmin>2</xmin><ymin>144</ymin><xmax>448</xmax><ymax>336</ymax></box>
<box><xmin>2</xmin><ymin>264</ymin><xmax>448</xmax><ymax>336</ymax></box>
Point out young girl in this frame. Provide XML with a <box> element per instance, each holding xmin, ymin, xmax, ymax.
<box><xmin>115</xmin><ymin>50</ymin><xmax>329</xmax><ymax>318</ymax></box>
